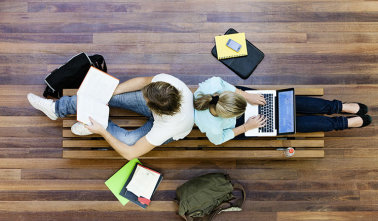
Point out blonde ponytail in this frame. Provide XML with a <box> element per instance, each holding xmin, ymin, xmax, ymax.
<box><xmin>194</xmin><ymin>91</ymin><xmax>247</xmax><ymax>118</ymax></box>
<box><xmin>194</xmin><ymin>93</ymin><xmax>216</xmax><ymax>110</ymax></box>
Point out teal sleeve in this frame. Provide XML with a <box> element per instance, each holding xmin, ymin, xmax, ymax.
<box><xmin>218</xmin><ymin>77</ymin><xmax>236</xmax><ymax>92</ymax></box>
<box><xmin>195</xmin><ymin>77</ymin><xmax>236</xmax><ymax>98</ymax></box>
<box><xmin>206</xmin><ymin>128</ymin><xmax>235</xmax><ymax>145</ymax></box>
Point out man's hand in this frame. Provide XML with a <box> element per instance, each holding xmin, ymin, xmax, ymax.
<box><xmin>84</xmin><ymin>117</ymin><xmax>156</xmax><ymax>161</ymax></box>
<box><xmin>244</xmin><ymin>93</ymin><xmax>266</xmax><ymax>105</ymax></box>
<box><xmin>85</xmin><ymin>117</ymin><xmax>107</xmax><ymax>135</ymax></box>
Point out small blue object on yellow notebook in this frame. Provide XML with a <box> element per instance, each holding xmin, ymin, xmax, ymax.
<box><xmin>105</xmin><ymin>158</ymin><xmax>140</xmax><ymax>206</ymax></box>
<box><xmin>215</xmin><ymin>33</ymin><xmax>248</xmax><ymax>60</ymax></box>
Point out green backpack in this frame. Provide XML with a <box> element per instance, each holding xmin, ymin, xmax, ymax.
<box><xmin>176</xmin><ymin>173</ymin><xmax>246</xmax><ymax>221</ymax></box>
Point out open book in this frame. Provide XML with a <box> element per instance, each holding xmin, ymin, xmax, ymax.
<box><xmin>120</xmin><ymin>163</ymin><xmax>163</xmax><ymax>208</ymax></box>
<box><xmin>77</xmin><ymin>66</ymin><xmax>119</xmax><ymax>128</ymax></box>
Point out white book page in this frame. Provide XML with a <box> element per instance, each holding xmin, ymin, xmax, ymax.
<box><xmin>126</xmin><ymin>165</ymin><xmax>161</xmax><ymax>199</ymax></box>
<box><xmin>77</xmin><ymin>67</ymin><xmax>119</xmax><ymax>105</ymax></box>
<box><xmin>77</xmin><ymin>95</ymin><xmax>109</xmax><ymax>128</ymax></box>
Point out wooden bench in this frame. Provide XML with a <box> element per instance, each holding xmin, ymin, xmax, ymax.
<box><xmin>62</xmin><ymin>86</ymin><xmax>325</xmax><ymax>160</ymax></box>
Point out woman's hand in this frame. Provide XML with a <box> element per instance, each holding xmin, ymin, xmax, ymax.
<box><xmin>244</xmin><ymin>114</ymin><xmax>267</xmax><ymax>131</ymax></box>
<box><xmin>85</xmin><ymin>117</ymin><xmax>107</xmax><ymax>135</ymax></box>
<box><xmin>244</xmin><ymin>93</ymin><xmax>266</xmax><ymax>105</ymax></box>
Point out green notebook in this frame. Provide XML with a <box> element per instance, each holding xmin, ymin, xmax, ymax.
<box><xmin>105</xmin><ymin>158</ymin><xmax>141</xmax><ymax>206</ymax></box>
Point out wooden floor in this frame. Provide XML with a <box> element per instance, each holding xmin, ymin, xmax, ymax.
<box><xmin>0</xmin><ymin>0</ymin><xmax>378</xmax><ymax>220</ymax></box>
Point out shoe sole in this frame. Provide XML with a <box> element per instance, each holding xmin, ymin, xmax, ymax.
<box><xmin>27</xmin><ymin>93</ymin><xmax>58</xmax><ymax>120</ymax></box>
<box><xmin>71</xmin><ymin>123</ymin><xmax>93</xmax><ymax>136</ymax></box>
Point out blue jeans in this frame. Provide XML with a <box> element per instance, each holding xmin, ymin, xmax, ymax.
<box><xmin>55</xmin><ymin>91</ymin><xmax>173</xmax><ymax>146</ymax></box>
<box><xmin>235</xmin><ymin>86</ymin><xmax>348</xmax><ymax>133</ymax></box>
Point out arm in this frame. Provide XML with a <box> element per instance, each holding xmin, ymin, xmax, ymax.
<box><xmin>232</xmin><ymin>115</ymin><xmax>267</xmax><ymax>136</ymax></box>
<box><xmin>102</xmin><ymin>132</ymin><xmax>155</xmax><ymax>160</ymax></box>
<box><xmin>113</xmin><ymin>76</ymin><xmax>154</xmax><ymax>95</ymax></box>
<box><xmin>206</xmin><ymin>128</ymin><xmax>235</xmax><ymax>145</ymax></box>
<box><xmin>232</xmin><ymin>125</ymin><xmax>247</xmax><ymax>137</ymax></box>
<box><xmin>86</xmin><ymin>117</ymin><xmax>155</xmax><ymax>160</ymax></box>
<box><xmin>235</xmin><ymin>89</ymin><xmax>266</xmax><ymax>105</ymax></box>
<box><xmin>205</xmin><ymin>115</ymin><xmax>266</xmax><ymax>145</ymax></box>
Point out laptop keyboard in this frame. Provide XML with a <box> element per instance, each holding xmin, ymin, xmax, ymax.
<box><xmin>258</xmin><ymin>94</ymin><xmax>274</xmax><ymax>133</ymax></box>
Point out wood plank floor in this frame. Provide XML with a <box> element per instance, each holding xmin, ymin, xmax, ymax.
<box><xmin>0</xmin><ymin>0</ymin><xmax>377</xmax><ymax>220</ymax></box>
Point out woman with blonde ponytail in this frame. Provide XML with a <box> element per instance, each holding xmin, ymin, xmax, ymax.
<box><xmin>195</xmin><ymin>77</ymin><xmax>372</xmax><ymax>145</ymax></box>
<box><xmin>194</xmin><ymin>77</ymin><xmax>267</xmax><ymax>145</ymax></box>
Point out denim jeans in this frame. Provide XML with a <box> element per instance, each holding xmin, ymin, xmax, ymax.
<box><xmin>295</xmin><ymin>96</ymin><xmax>347</xmax><ymax>132</ymax></box>
<box><xmin>295</xmin><ymin>96</ymin><xmax>348</xmax><ymax>133</ymax></box>
<box><xmin>55</xmin><ymin>91</ymin><xmax>173</xmax><ymax>146</ymax></box>
<box><xmin>235</xmin><ymin>86</ymin><xmax>348</xmax><ymax>133</ymax></box>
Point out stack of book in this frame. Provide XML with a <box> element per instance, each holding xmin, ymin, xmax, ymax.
<box><xmin>105</xmin><ymin>159</ymin><xmax>163</xmax><ymax>208</ymax></box>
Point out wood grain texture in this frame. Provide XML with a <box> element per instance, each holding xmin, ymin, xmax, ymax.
<box><xmin>62</xmin><ymin>149</ymin><xmax>325</xmax><ymax>160</ymax></box>
<box><xmin>63</xmin><ymin>86</ymin><xmax>324</xmax><ymax>96</ymax></box>
<box><xmin>277</xmin><ymin>211</ymin><xmax>378</xmax><ymax>221</ymax></box>
<box><xmin>62</xmin><ymin>128</ymin><xmax>325</xmax><ymax>138</ymax></box>
<box><xmin>0</xmin><ymin>0</ymin><xmax>377</xmax><ymax>220</ymax></box>
<box><xmin>62</xmin><ymin>139</ymin><xmax>324</xmax><ymax>148</ymax></box>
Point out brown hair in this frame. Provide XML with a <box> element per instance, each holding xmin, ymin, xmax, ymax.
<box><xmin>194</xmin><ymin>91</ymin><xmax>246</xmax><ymax>118</ymax></box>
<box><xmin>142</xmin><ymin>81</ymin><xmax>182</xmax><ymax>116</ymax></box>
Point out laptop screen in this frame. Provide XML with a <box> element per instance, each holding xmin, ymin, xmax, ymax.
<box><xmin>277</xmin><ymin>89</ymin><xmax>295</xmax><ymax>134</ymax></box>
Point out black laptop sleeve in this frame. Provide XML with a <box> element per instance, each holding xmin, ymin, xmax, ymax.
<box><xmin>211</xmin><ymin>28</ymin><xmax>264</xmax><ymax>79</ymax></box>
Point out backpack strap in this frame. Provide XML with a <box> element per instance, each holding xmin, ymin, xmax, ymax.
<box><xmin>89</xmin><ymin>54</ymin><xmax>107</xmax><ymax>72</ymax></box>
<box><xmin>228</xmin><ymin>182</ymin><xmax>246</xmax><ymax>209</ymax></box>
<box><xmin>179</xmin><ymin>213</ymin><xmax>202</xmax><ymax>221</ymax></box>
<box><xmin>205</xmin><ymin>182</ymin><xmax>246</xmax><ymax>221</ymax></box>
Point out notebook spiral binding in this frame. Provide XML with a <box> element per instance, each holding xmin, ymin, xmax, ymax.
<box><xmin>218</xmin><ymin>54</ymin><xmax>246</xmax><ymax>60</ymax></box>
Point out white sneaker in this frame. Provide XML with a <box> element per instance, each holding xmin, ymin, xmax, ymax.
<box><xmin>71</xmin><ymin>122</ymin><xmax>93</xmax><ymax>136</ymax></box>
<box><xmin>27</xmin><ymin>93</ymin><xmax>58</xmax><ymax>120</ymax></box>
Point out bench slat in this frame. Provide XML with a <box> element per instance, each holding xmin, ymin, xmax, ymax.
<box><xmin>63</xmin><ymin>119</ymin><xmax>324</xmax><ymax>139</ymax></box>
<box><xmin>63</xmin><ymin>87</ymin><xmax>323</xmax><ymax>97</ymax></box>
<box><xmin>63</xmin><ymin>139</ymin><xmax>324</xmax><ymax>148</ymax></box>
<box><xmin>63</xmin><ymin>118</ymin><xmax>147</xmax><ymax>128</ymax></box>
<box><xmin>62</xmin><ymin>149</ymin><xmax>325</xmax><ymax>159</ymax></box>
<box><xmin>63</xmin><ymin>118</ymin><xmax>324</xmax><ymax>138</ymax></box>
<box><xmin>62</xmin><ymin>129</ymin><xmax>324</xmax><ymax>138</ymax></box>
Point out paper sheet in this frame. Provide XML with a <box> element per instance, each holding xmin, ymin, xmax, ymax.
<box><xmin>126</xmin><ymin>165</ymin><xmax>161</xmax><ymax>199</ymax></box>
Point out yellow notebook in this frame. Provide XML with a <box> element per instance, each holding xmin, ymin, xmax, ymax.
<box><xmin>215</xmin><ymin>33</ymin><xmax>248</xmax><ymax>60</ymax></box>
